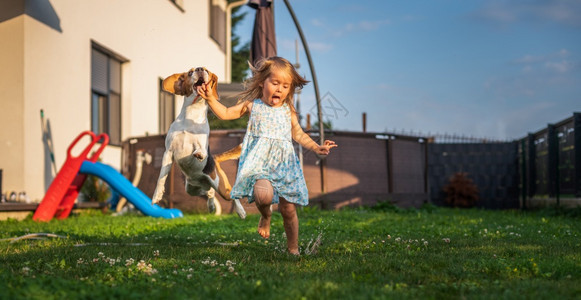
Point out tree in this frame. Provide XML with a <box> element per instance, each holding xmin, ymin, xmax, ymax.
<box><xmin>210</xmin><ymin>3</ymin><xmax>250</xmax><ymax>130</ymax></box>
<box><xmin>231</xmin><ymin>4</ymin><xmax>250</xmax><ymax>82</ymax></box>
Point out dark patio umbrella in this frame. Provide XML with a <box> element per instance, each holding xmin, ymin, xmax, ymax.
<box><xmin>248</xmin><ymin>0</ymin><xmax>276</xmax><ymax>64</ymax></box>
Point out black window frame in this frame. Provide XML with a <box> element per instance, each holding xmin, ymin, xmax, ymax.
<box><xmin>209</xmin><ymin>0</ymin><xmax>226</xmax><ymax>52</ymax></box>
<box><xmin>159</xmin><ymin>78</ymin><xmax>176</xmax><ymax>134</ymax></box>
<box><xmin>91</xmin><ymin>42</ymin><xmax>127</xmax><ymax>146</ymax></box>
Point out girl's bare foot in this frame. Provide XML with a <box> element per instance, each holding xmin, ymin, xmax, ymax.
<box><xmin>288</xmin><ymin>248</ymin><xmax>300</xmax><ymax>256</ymax></box>
<box><xmin>257</xmin><ymin>215</ymin><xmax>271</xmax><ymax>239</ymax></box>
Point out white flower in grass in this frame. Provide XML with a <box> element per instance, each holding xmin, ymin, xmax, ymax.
<box><xmin>154</xmin><ymin>250</ymin><xmax>160</xmax><ymax>257</ymax></box>
<box><xmin>125</xmin><ymin>258</ymin><xmax>135</xmax><ymax>266</ymax></box>
<box><xmin>187</xmin><ymin>274</ymin><xmax>192</xmax><ymax>279</ymax></box>
<box><xmin>21</xmin><ymin>267</ymin><xmax>30</xmax><ymax>275</ymax></box>
<box><xmin>77</xmin><ymin>258</ymin><xmax>84</xmax><ymax>265</ymax></box>
<box><xmin>442</xmin><ymin>238</ymin><xmax>451</xmax><ymax>243</ymax></box>
<box><xmin>93</xmin><ymin>258</ymin><xmax>99</xmax><ymax>263</ymax></box>
<box><xmin>136</xmin><ymin>260</ymin><xmax>158</xmax><ymax>275</ymax></box>
<box><xmin>108</xmin><ymin>258</ymin><xmax>116</xmax><ymax>266</ymax></box>
<box><xmin>98</xmin><ymin>252</ymin><xmax>105</xmax><ymax>258</ymax></box>
<box><xmin>228</xmin><ymin>266</ymin><xmax>235</xmax><ymax>273</ymax></box>
<box><xmin>424</xmin><ymin>241</ymin><xmax>428</xmax><ymax>246</ymax></box>
<box><xmin>137</xmin><ymin>260</ymin><xmax>146</xmax><ymax>270</ymax></box>
<box><xmin>395</xmin><ymin>237</ymin><xmax>401</xmax><ymax>242</ymax></box>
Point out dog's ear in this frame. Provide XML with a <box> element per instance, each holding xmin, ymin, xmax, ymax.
<box><xmin>208</xmin><ymin>72</ymin><xmax>219</xmax><ymax>99</ymax></box>
<box><xmin>162</xmin><ymin>73</ymin><xmax>183</xmax><ymax>95</ymax></box>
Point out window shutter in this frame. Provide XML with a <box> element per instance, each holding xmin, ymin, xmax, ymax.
<box><xmin>91</xmin><ymin>49</ymin><xmax>108</xmax><ymax>94</ymax></box>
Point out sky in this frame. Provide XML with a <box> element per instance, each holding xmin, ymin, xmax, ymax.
<box><xmin>233</xmin><ymin>0</ymin><xmax>581</xmax><ymax>140</ymax></box>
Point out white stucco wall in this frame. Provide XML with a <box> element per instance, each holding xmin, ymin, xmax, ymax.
<box><xmin>0</xmin><ymin>16</ymin><xmax>25</xmax><ymax>196</ymax></box>
<box><xmin>1</xmin><ymin>0</ymin><xmax>227</xmax><ymax>202</ymax></box>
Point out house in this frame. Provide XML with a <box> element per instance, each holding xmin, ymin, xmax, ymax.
<box><xmin>0</xmin><ymin>0</ymin><xmax>234</xmax><ymax>202</ymax></box>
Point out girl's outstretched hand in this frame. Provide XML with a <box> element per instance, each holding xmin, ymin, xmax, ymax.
<box><xmin>315</xmin><ymin>140</ymin><xmax>337</xmax><ymax>158</ymax></box>
<box><xmin>196</xmin><ymin>84</ymin><xmax>218</xmax><ymax>102</ymax></box>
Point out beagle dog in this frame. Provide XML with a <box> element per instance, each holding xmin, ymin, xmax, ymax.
<box><xmin>153</xmin><ymin>67</ymin><xmax>246</xmax><ymax>219</ymax></box>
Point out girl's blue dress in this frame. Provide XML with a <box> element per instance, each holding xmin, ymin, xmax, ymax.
<box><xmin>230</xmin><ymin>99</ymin><xmax>309</xmax><ymax>206</ymax></box>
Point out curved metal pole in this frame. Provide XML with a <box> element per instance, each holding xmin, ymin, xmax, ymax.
<box><xmin>282</xmin><ymin>0</ymin><xmax>326</xmax><ymax>193</ymax></box>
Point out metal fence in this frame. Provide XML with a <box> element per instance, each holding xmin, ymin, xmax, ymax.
<box><xmin>120</xmin><ymin>113</ymin><xmax>579</xmax><ymax>212</ymax></box>
<box><xmin>519</xmin><ymin>113</ymin><xmax>581</xmax><ymax>207</ymax></box>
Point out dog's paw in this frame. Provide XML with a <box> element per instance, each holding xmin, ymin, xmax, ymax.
<box><xmin>233</xmin><ymin>199</ymin><xmax>247</xmax><ymax>219</ymax></box>
<box><xmin>207</xmin><ymin>197</ymin><xmax>216</xmax><ymax>214</ymax></box>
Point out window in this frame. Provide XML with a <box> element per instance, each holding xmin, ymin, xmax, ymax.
<box><xmin>159</xmin><ymin>78</ymin><xmax>176</xmax><ymax>134</ymax></box>
<box><xmin>209</xmin><ymin>0</ymin><xmax>226</xmax><ymax>52</ymax></box>
<box><xmin>91</xmin><ymin>43</ymin><xmax>126</xmax><ymax>145</ymax></box>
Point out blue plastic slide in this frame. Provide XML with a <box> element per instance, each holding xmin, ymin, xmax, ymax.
<box><xmin>79</xmin><ymin>161</ymin><xmax>183</xmax><ymax>219</ymax></box>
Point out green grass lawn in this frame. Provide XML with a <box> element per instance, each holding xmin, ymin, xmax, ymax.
<box><xmin>1</xmin><ymin>205</ymin><xmax>580</xmax><ymax>299</ymax></box>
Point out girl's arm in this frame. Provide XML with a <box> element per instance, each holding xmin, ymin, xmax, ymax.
<box><xmin>196</xmin><ymin>84</ymin><xmax>251</xmax><ymax>120</ymax></box>
<box><xmin>291</xmin><ymin>112</ymin><xmax>337</xmax><ymax>156</ymax></box>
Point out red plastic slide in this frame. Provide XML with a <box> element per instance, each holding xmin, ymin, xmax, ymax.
<box><xmin>33</xmin><ymin>131</ymin><xmax>108</xmax><ymax>222</ymax></box>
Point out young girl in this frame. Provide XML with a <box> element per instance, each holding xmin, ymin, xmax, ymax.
<box><xmin>197</xmin><ymin>56</ymin><xmax>337</xmax><ymax>255</ymax></box>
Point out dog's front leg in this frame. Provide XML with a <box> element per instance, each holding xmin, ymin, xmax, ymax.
<box><xmin>152</xmin><ymin>150</ymin><xmax>174</xmax><ymax>204</ymax></box>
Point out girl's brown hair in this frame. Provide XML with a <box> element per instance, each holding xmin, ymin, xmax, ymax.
<box><xmin>238</xmin><ymin>56</ymin><xmax>309</xmax><ymax>113</ymax></box>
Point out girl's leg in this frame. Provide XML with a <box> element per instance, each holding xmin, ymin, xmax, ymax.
<box><xmin>253</xmin><ymin>179</ymin><xmax>273</xmax><ymax>239</ymax></box>
<box><xmin>279</xmin><ymin>198</ymin><xmax>299</xmax><ymax>255</ymax></box>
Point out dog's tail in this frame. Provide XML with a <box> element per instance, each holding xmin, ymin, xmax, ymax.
<box><xmin>214</xmin><ymin>144</ymin><xmax>242</xmax><ymax>200</ymax></box>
